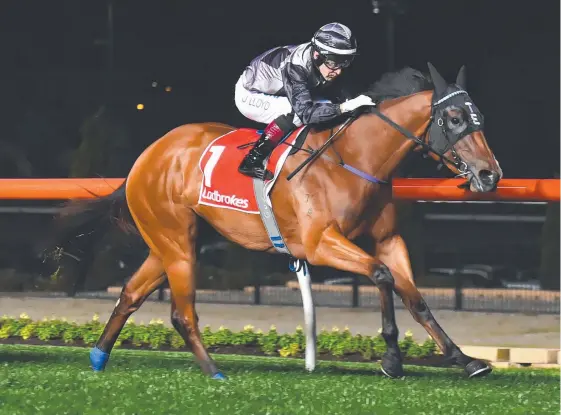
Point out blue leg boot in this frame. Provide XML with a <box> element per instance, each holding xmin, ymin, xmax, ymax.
<box><xmin>90</xmin><ymin>346</ymin><xmax>110</xmax><ymax>372</ymax></box>
<box><xmin>211</xmin><ymin>372</ymin><xmax>228</xmax><ymax>380</ymax></box>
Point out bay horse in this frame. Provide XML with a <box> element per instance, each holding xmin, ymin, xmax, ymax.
<box><xmin>47</xmin><ymin>63</ymin><xmax>502</xmax><ymax>380</ymax></box>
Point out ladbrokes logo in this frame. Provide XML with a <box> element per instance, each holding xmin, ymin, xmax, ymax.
<box><xmin>202</xmin><ymin>188</ymin><xmax>249</xmax><ymax>209</ymax></box>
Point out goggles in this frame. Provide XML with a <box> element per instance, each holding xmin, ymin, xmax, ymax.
<box><xmin>320</xmin><ymin>53</ymin><xmax>354</xmax><ymax>70</ymax></box>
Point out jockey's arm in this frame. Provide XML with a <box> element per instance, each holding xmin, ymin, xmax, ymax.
<box><xmin>282</xmin><ymin>63</ymin><xmax>342</xmax><ymax>125</ymax></box>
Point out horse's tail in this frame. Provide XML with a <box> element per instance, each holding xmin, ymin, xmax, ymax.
<box><xmin>34</xmin><ymin>180</ymin><xmax>138</xmax><ymax>259</ymax></box>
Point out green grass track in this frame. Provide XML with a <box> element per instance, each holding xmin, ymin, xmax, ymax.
<box><xmin>0</xmin><ymin>344</ymin><xmax>558</xmax><ymax>415</ymax></box>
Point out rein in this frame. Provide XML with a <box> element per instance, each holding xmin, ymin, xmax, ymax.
<box><xmin>285</xmin><ymin>115</ymin><xmax>361</xmax><ymax>181</ymax></box>
<box><xmin>286</xmin><ymin>94</ymin><xmax>470</xmax><ymax>185</ymax></box>
<box><xmin>369</xmin><ymin>105</ymin><xmax>467</xmax><ymax>173</ymax></box>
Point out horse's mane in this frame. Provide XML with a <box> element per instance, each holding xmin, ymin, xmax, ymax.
<box><xmin>311</xmin><ymin>66</ymin><xmax>434</xmax><ymax>131</ymax></box>
<box><xmin>363</xmin><ymin>66</ymin><xmax>433</xmax><ymax>104</ymax></box>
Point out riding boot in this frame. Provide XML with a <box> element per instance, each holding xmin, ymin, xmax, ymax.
<box><xmin>238</xmin><ymin>115</ymin><xmax>295</xmax><ymax>180</ymax></box>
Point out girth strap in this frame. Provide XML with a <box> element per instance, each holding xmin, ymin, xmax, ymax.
<box><xmin>252</xmin><ymin>177</ymin><xmax>291</xmax><ymax>255</ymax></box>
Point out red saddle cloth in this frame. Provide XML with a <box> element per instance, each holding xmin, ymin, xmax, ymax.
<box><xmin>198</xmin><ymin>127</ymin><xmax>303</xmax><ymax>214</ymax></box>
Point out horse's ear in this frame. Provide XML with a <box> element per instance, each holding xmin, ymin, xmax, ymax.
<box><xmin>427</xmin><ymin>62</ymin><xmax>448</xmax><ymax>98</ymax></box>
<box><xmin>456</xmin><ymin>65</ymin><xmax>467</xmax><ymax>89</ymax></box>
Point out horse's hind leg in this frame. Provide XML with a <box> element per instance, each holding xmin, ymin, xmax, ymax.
<box><xmin>165</xmin><ymin>259</ymin><xmax>222</xmax><ymax>377</ymax></box>
<box><xmin>170</xmin><ymin>297</ymin><xmax>200</xmax><ymax>343</ymax></box>
<box><xmin>90</xmin><ymin>252</ymin><xmax>166</xmax><ymax>371</ymax></box>
<box><xmin>132</xmin><ymin>205</ymin><xmax>223</xmax><ymax>379</ymax></box>
<box><xmin>376</xmin><ymin>234</ymin><xmax>492</xmax><ymax>378</ymax></box>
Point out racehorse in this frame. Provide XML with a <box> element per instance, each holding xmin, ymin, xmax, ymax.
<box><xmin>46</xmin><ymin>63</ymin><xmax>502</xmax><ymax>380</ymax></box>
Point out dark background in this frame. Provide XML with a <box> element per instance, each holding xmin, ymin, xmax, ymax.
<box><xmin>0</xmin><ymin>0</ymin><xmax>558</xmax><ymax>293</ymax></box>
<box><xmin>0</xmin><ymin>0</ymin><xmax>558</xmax><ymax>178</ymax></box>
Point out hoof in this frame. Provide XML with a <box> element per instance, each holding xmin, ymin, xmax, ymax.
<box><xmin>90</xmin><ymin>346</ymin><xmax>110</xmax><ymax>372</ymax></box>
<box><xmin>381</xmin><ymin>351</ymin><xmax>404</xmax><ymax>379</ymax></box>
<box><xmin>465</xmin><ymin>359</ymin><xmax>492</xmax><ymax>378</ymax></box>
<box><xmin>211</xmin><ymin>372</ymin><xmax>227</xmax><ymax>380</ymax></box>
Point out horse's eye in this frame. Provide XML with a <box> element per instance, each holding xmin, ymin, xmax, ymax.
<box><xmin>451</xmin><ymin>117</ymin><xmax>460</xmax><ymax>125</ymax></box>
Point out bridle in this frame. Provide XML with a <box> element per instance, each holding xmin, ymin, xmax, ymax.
<box><xmin>368</xmin><ymin>89</ymin><xmax>476</xmax><ymax>179</ymax></box>
<box><xmin>286</xmin><ymin>88</ymin><xmax>482</xmax><ymax>185</ymax></box>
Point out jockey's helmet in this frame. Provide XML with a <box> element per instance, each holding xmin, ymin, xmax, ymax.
<box><xmin>311</xmin><ymin>22</ymin><xmax>358</xmax><ymax>70</ymax></box>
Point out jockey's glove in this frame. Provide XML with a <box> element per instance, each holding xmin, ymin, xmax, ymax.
<box><xmin>339</xmin><ymin>95</ymin><xmax>376</xmax><ymax>113</ymax></box>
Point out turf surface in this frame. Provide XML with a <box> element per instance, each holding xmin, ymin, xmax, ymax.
<box><xmin>0</xmin><ymin>344</ymin><xmax>558</xmax><ymax>415</ymax></box>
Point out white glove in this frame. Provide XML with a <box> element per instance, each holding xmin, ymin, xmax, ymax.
<box><xmin>339</xmin><ymin>94</ymin><xmax>376</xmax><ymax>113</ymax></box>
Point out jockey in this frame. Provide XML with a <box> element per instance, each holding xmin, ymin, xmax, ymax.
<box><xmin>235</xmin><ymin>22</ymin><xmax>375</xmax><ymax>180</ymax></box>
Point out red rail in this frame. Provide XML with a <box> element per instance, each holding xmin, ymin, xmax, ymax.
<box><xmin>0</xmin><ymin>178</ymin><xmax>557</xmax><ymax>202</ymax></box>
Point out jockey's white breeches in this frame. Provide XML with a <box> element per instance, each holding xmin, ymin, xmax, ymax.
<box><xmin>234</xmin><ymin>75</ymin><xmax>303</xmax><ymax>127</ymax></box>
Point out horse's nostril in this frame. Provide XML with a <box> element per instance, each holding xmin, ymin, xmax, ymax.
<box><xmin>478</xmin><ymin>169</ymin><xmax>498</xmax><ymax>183</ymax></box>
<box><xmin>477</xmin><ymin>169</ymin><xmax>500</xmax><ymax>191</ymax></box>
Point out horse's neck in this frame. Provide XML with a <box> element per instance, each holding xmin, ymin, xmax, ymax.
<box><xmin>340</xmin><ymin>91</ymin><xmax>433</xmax><ymax>182</ymax></box>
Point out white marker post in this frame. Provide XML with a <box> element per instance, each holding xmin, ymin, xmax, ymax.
<box><xmin>292</xmin><ymin>259</ymin><xmax>317</xmax><ymax>372</ymax></box>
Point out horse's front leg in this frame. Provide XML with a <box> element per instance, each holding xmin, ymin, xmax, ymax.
<box><xmin>376</xmin><ymin>233</ymin><xmax>492</xmax><ymax>378</ymax></box>
<box><xmin>304</xmin><ymin>222</ymin><xmax>403</xmax><ymax>378</ymax></box>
